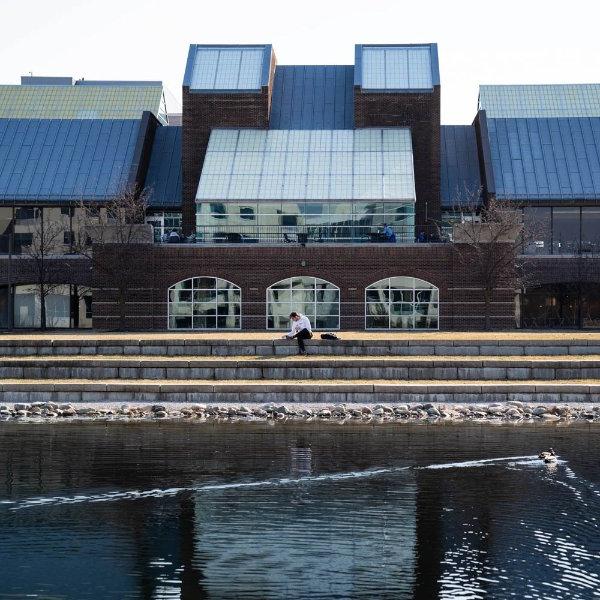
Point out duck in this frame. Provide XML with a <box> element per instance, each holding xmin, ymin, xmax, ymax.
<box><xmin>538</xmin><ymin>448</ymin><xmax>557</xmax><ymax>462</ymax></box>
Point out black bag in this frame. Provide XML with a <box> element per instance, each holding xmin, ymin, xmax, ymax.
<box><xmin>320</xmin><ymin>332</ymin><xmax>340</xmax><ymax>340</ymax></box>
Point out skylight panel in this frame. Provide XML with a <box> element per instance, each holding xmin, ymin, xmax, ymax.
<box><xmin>190</xmin><ymin>47</ymin><xmax>265</xmax><ymax>91</ymax></box>
<box><xmin>361</xmin><ymin>46</ymin><xmax>433</xmax><ymax>91</ymax></box>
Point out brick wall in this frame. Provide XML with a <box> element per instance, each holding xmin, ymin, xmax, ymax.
<box><xmin>93</xmin><ymin>243</ymin><xmax>516</xmax><ymax>331</ymax></box>
<box><xmin>0</xmin><ymin>256</ymin><xmax>91</xmax><ymax>287</ymax></box>
<box><xmin>354</xmin><ymin>86</ymin><xmax>441</xmax><ymax>228</ymax></box>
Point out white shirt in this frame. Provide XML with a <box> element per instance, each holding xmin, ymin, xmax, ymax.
<box><xmin>288</xmin><ymin>314</ymin><xmax>312</xmax><ymax>336</ymax></box>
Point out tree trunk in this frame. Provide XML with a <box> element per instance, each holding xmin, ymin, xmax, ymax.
<box><xmin>483</xmin><ymin>287</ymin><xmax>492</xmax><ymax>331</ymax></box>
<box><xmin>40</xmin><ymin>287</ymin><xmax>47</xmax><ymax>330</ymax></box>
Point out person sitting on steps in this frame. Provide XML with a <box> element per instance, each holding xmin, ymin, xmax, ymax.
<box><xmin>284</xmin><ymin>311</ymin><xmax>313</xmax><ymax>355</ymax></box>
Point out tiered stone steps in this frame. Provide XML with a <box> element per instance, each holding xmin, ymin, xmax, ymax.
<box><xmin>1</xmin><ymin>334</ymin><xmax>600</xmax><ymax>404</ymax></box>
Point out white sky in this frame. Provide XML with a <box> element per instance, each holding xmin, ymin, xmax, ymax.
<box><xmin>1</xmin><ymin>0</ymin><xmax>600</xmax><ymax>124</ymax></box>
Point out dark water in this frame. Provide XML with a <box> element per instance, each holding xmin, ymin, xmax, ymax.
<box><xmin>0</xmin><ymin>421</ymin><xmax>599</xmax><ymax>599</ymax></box>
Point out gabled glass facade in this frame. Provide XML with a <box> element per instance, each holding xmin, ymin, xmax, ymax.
<box><xmin>195</xmin><ymin>128</ymin><xmax>416</xmax><ymax>244</ymax></box>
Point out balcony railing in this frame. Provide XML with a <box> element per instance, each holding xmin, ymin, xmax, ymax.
<box><xmin>159</xmin><ymin>225</ymin><xmax>449</xmax><ymax>245</ymax></box>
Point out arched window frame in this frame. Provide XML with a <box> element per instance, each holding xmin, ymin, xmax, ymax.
<box><xmin>266</xmin><ymin>276</ymin><xmax>340</xmax><ymax>330</ymax></box>
<box><xmin>167</xmin><ymin>276</ymin><xmax>241</xmax><ymax>330</ymax></box>
<box><xmin>365</xmin><ymin>276</ymin><xmax>439</xmax><ymax>330</ymax></box>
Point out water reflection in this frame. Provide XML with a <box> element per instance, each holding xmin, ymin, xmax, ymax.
<box><xmin>0</xmin><ymin>421</ymin><xmax>598</xmax><ymax>599</ymax></box>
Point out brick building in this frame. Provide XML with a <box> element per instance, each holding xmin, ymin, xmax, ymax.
<box><xmin>0</xmin><ymin>45</ymin><xmax>598</xmax><ymax>330</ymax></box>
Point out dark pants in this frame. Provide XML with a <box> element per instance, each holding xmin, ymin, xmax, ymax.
<box><xmin>292</xmin><ymin>328</ymin><xmax>313</xmax><ymax>352</ymax></box>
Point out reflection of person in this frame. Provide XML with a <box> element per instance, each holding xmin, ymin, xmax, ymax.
<box><xmin>168</xmin><ymin>229</ymin><xmax>180</xmax><ymax>243</ymax></box>
<box><xmin>383</xmin><ymin>223</ymin><xmax>396</xmax><ymax>243</ymax></box>
<box><xmin>284</xmin><ymin>311</ymin><xmax>313</xmax><ymax>355</ymax></box>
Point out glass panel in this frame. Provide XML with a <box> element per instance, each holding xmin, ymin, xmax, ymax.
<box><xmin>315</xmin><ymin>315</ymin><xmax>339</xmax><ymax>329</ymax></box>
<box><xmin>366</xmin><ymin>289</ymin><xmax>389</xmax><ymax>302</ymax></box>
<box><xmin>581</xmin><ymin>208</ymin><xmax>600</xmax><ymax>253</ymax></box>
<box><xmin>390</xmin><ymin>289</ymin><xmax>413</xmax><ymax>303</ymax></box>
<box><xmin>390</xmin><ymin>314</ymin><xmax>414</xmax><ymax>329</ymax></box>
<box><xmin>523</xmin><ymin>207</ymin><xmax>551</xmax><ymax>255</ymax></box>
<box><xmin>292</xmin><ymin>289</ymin><xmax>315</xmax><ymax>303</ymax></box>
<box><xmin>193</xmin><ymin>302</ymin><xmax>217</xmax><ymax>316</ymax></box>
<box><xmin>552</xmin><ymin>207</ymin><xmax>580</xmax><ymax>254</ymax></box>
<box><xmin>193</xmin><ymin>277</ymin><xmax>216</xmax><ymax>289</ymax></box>
<box><xmin>366</xmin><ymin>315</ymin><xmax>389</xmax><ymax>329</ymax></box>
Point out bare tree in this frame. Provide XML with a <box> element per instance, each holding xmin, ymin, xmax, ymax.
<box><xmin>75</xmin><ymin>186</ymin><xmax>152</xmax><ymax>330</ymax></box>
<box><xmin>446</xmin><ymin>188</ymin><xmax>530</xmax><ymax>330</ymax></box>
<box><xmin>21</xmin><ymin>208</ymin><xmax>71</xmax><ymax>329</ymax></box>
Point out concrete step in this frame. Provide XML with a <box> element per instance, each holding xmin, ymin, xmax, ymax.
<box><xmin>3</xmin><ymin>337</ymin><xmax>600</xmax><ymax>357</ymax></box>
<box><xmin>1</xmin><ymin>355</ymin><xmax>600</xmax><ymax>381</ymax></box>
<box><xmin>1</xmin><ymin>378</ymin><xmax>599</xmax><ymax>404</ymax></box>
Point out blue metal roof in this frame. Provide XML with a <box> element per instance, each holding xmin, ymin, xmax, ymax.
<box><xmin>144</xmin><ymin>126</ymin><xmax>182</xmax><ymax>208</ymax></box>
<box><xmin>486</xmin><ymin>117</ymin><xmax>600</xmax><ymax>200</ymax></box>
<box><xmin>269</xmin><ymin>66</ymin><xmax>354</xmax><ymax>130</ymax></box>
<box><xmin>440</xmin><ymin>125</ymin><xmax>482</xmax><ymax>207</ymax></box>
<box><xmin>0</xmin><ymin>118</ymin><xmax>143</xmax><ymax>202</ymax></box>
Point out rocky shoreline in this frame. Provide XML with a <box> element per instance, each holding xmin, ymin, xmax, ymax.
<box><xmin>2</xmin><ymin>401</ymin><xmax>600</xmax><ymax>423</ymax></box>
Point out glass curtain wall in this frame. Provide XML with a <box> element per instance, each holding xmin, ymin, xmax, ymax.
<box><xmin>267</xmin><ymin>277</ymin><xmax>340</xmax><ymax>330</ymax></box>
<box><xmin>365</xmin><ymin>277</ymin><xmax>439</xmax><ymax>329</ymax></box>
<box><xmin>196</xmin><ymin>202</ymin><xmax>414</xmax><ymax>244</ymax></box>
<box><xmin>12</xmin><ymin>284</ymin><xmax>92</xmax><ymax>328</ymax></box>
<box><xmin>168</xmin><ymin>277</ymin><xmax>241</xmax><ymax>330</ymax></box>
<box><xmin>523</xmin><ymin>206</ymin><xmax>600</xmax><ymax>255</ymax></box>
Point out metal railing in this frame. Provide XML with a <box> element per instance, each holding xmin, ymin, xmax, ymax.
<box><xmin>158</xmin><ymin>225</ymin><xmax>449</xmax><ymax>245</ymax></box>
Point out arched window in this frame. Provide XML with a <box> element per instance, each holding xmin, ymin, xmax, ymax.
<box><xmin>267</xmin><ymin>276</ymin><xmax>340</xmax><ymax>330</ymax></box>
<box><xmin>168</xmin><ymin>277</ymin><xmax>241</xmax><ymax>330</ymax></box>
<box><xmin>365</xmin><ymin>276</ymin><xmax>439</xmax><ymax>330</ymax></box>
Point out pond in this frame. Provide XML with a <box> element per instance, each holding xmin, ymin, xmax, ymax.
<box><xmin>0</xmin><ymin>421</ymin><xmax>599</xmax><ymax>599</ymax></box>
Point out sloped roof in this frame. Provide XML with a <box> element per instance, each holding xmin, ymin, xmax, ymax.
<box><xmin>479</xmin><ymin>84</ymin><xmax>600</xmax><ymax>118</ymax></box>
<box><xmin>486</xmin><ymin>117</ymin><xmax>600</xmax><ymax>200</ymax></box>
<box><xmin>196</xmin><ymin>128</ymin><xmax>416</xmax><ymax>202</ymax></box>
<box><xmin>440</xmin><ymin>125</ymin><xmax>481</xmax><ymax>206</ymax></box>
<box><xmin>144</xmin><ymin>126</ymin><xmax>182</xmax><ymax>208</ymax></box>
<box><xmin>269</xmin><ymin>66</ymin><xmax>354</xmax><ymax>129</ymax></box>
<box><xmin>0</xmin><ymin>84</ymin><xmax>167</xmax><ymax>122</ymax></box>
<box><xmin>0</xmin><ymin>118</ymin><xmax>144</xmax><ymax>202</ymax></box>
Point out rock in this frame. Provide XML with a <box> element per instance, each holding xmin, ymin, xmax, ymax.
<box><xmin>16</xmin><ymin>410</ymin><xmax>28</xmax><ymax>417</ymax></box>
<box><xmin>373</xmin><ymin>407</ymin><xmax>385</xmax><ymax>416</ymax></box>
<box><xmin>453</xmin><ymin>405</ymin><xmax>469</xmax><ymax>414</ymax></box>
<box><xmin>540</xmin><ymin>413</ymin><xmax>560</xmax><ymax>421</ymax></box>
<box><xmin>427</xmin><ymin>407</ymin><xmax>441</xmax><ymax>417</ymax></box>
<box><xmin>421</xmin><ymin>403</ymin><xmax>434</xmax><ymax>410</ymax></box>
<box><xmin>487</xmin><ymin>405</ymin><xmax>505</xmax><ymax>415</ymax></box>
<box><xmin>506</xmin><ymin>408</ymin><xmax>522</xmax><ymax>419</ymax></box>
<box><xmin>361</xmin><ymin>406</ymin><xmax>373</xmax><ymax>415</ymax></box>
<box><xmin>300</xmin><ymin>408</ymin><xmax>314</xmax><ymax>416</ymax></box>
<box><xmin>14</xmin><ymin>403</ymin><xmax>29</xmax><ymax>411</ymax></box>
<box><xmin>0</xmin><ymin>405</ymin><xmax>7</xmax><ymax>411</ymax></box>
<box><xmin>151</xmin><ymin>405</ymin><xmax>166</xmax><ymax>413</ymax></box>
<box><xmin>154</xmin><ymin>410</ymin><xmax>167</xmax><ymax>418</ymax></box>
<box><xmin>374</xmin><ymin>404</ymin><xmax>393</xmax><ymax>413</ymax></box>
<box><xmin>317</xmin><ymin>409</ymin><xmax>331</xmax><ymax>418</ymax></box>
<box><xmin>60</xmin><ymin>408</ymin><xmax>76</xmax><ymax>417</ymax></box>
<box><xmin>349</xmin><ymin>409</ymin><xmax>363</xmax><ymax>417</ymax></box>
<box><xmin>275</xmin><ymin>405</ymin><xmax>289</xmax><ymax>415</ymax></box>
<box><xmin>507</xmin><ymin>400</ymin><xmax>524</xmax><ymax>408</ymax></box>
